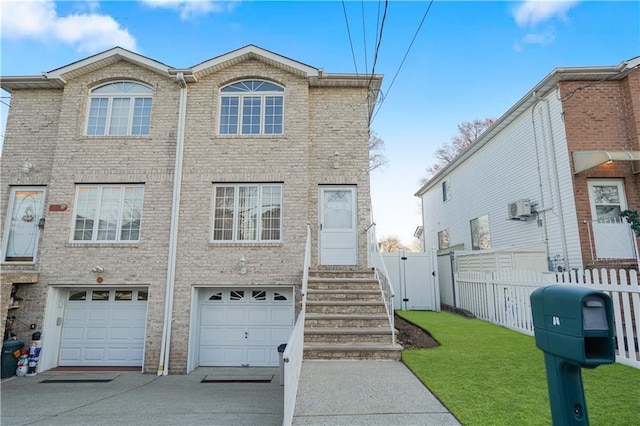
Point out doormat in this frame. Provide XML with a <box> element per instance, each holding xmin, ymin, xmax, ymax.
<box><xmin>40</xmin><ymin>373</ymin><xmax>119</xmax><ymax>383</ymax></box>
<box><xmin>201</xmin><ymin>374</ymin><xmax>274</xmax><ymax>383</ymax></box>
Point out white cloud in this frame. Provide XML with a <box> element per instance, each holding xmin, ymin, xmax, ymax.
<box><xmin>513</xmin><ymin>26</ymin><xmax>556</xmax><ymax>52</ymax></box>
<box><xmin>140</xmin><ymin>0</ymin><xmax>240</xmax><ymax>20</ymax></box>
<box><xmin>0</xmin><ymin>0</ymin><xmax>136</xmax><ymax>53</ymax></box>
<box><xmin>513</xmin><ymin>0</ymin><xmax>580</xmax><ymax>27</ymax></box>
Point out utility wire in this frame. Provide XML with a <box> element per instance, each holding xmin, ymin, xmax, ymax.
<box><xmin>371</xmin><ymin>0</ymin><xmax>435</xmax><ymax>123</ymax></box>
<box><xmin>342</xmin><ymin>0</ymin><xmax>359</xmax><ymax>77</ymax></box>
<box><xmin>361</xmin><ymin>0</ymin><xmax>368</xmax><ymax>73</ymax></box>
<box><xmin>0</xmin><ymin>99</ymin><xmax>10</xmax><ymax>108</ymax></box>
<box><xmin>367</xmin><ymin>0</ymin><xmax>388</xmax><ymax>123</ymax></box>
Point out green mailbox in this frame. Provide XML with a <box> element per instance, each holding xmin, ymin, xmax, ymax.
<box><xmin>530</xmin><ymin>285</ymin><xmax>615</xmax><ymax>425</ymax></box>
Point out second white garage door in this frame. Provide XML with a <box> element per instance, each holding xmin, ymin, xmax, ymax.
<box><xmin>199</xmin><ymin>287</ymin><xmax>294</xmax><ymax>367</ymax></box>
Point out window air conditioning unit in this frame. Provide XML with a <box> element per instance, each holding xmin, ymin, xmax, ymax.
<box><xmin>508</xmin><ymin>199</ymin><xmax>531</xmax><ymax>220</ymax></box>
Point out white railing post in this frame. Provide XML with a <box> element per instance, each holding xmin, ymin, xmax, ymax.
<box><xmin>282</xmin><ymin>223</ymin><xmax>311</xmax><ymax>426</ymax></box>
<box><xmin>366</xmin><ymin>222</ymin><xmax>396</xmax><ymax>344</ymax></box>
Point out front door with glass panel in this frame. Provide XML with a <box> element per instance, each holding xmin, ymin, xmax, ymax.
<box><xmin>587</xmin><ymin>179</ymin><xmax>634</xmax><ymax>259</ymax></box>
<box><xmin>319</xmin><ymin>186</ymin><xmax>357</xmax><ymax>265</ymax></box>
<box><xmin>2</xmin><ymin>187</ymin><xmax>46</xmax><ymax>262</ymax></box>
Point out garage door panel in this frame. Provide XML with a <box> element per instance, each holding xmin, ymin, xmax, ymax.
<box><xmin>86</xmin><ymin>327</ymin><xmax>108</xmax><ymax>340</ymax></box>
<box><xmin>64</xmin><ymin>309</ymin><xmax>87</xmax><ymax>322</ymax></box>
<box><xmin>201</xmin><ymin>308</ymin><xmax>225</xmax><ymax>324</ymax></box>
<box><xmin>246</xmin><ymin>327</ymin><xmax>269</xmax><ymax>345</ymax></box>
<box><xmin>84</xmin><ymin>348</ymin><xmax>106</xmax><ymax>362</ymax></box>
<box><xmin>270</xmin><ymin>328</ymin><xmax>292</xmax><ymax>343</ymax></box>
<box><xmin>61</xmin><ymin>326</ymin><xmax>85</xmax><ymax>341</ymax></box>
<box><xmin>248</xmin><ymin>307</ymin><xmax>269</xmax><ymax>322</ymax></box>
<box><xmin>247</xmin><ymin>348</ymin><xmax>269</xmax><ymax>364</ymax></box>
<box><xmin>107</xmin><ymin>348</ymin><xmax>130</xmax><ymax>362</ymax></box>
<box><xmin>59</xmin><ymin>348</ymin><xmax>81</xmax><ymax>363</ymax></box>
<box><xmin>87</xmin><ymin>308</ymin><xmax>110</xmax><ymax>321</ymax></box>
<box><xmin>223</xmin><ymin>327</ymin><xmax>246</xmax><ymax>343</ymax></box>
<box><xmin>225</xmin><ymin>307</ymin><xmax>248</xmax><ymax>324</ymax></box>
<box><xmin>270</xmin><ymin>307</ymin><xmax>293</xmax><ymax>324</ymax></box>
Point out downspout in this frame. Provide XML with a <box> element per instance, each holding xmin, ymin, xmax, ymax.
<box><xmin>158</xmin><ymin>72</ymin><xmax>188</xmax><ymax>375</ymax></box>
<box><xmin>533</xmin><ymin>91</ymin><xmax>570</xmax><ymax>271</ymax></box>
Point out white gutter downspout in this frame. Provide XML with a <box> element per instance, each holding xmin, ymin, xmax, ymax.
<box><xmin>533</xmin><ymin>91</ymin><xmax>570</xmax><ymax>272</ymax></box>
<box><xmin>158</xmin><ymin>72</ymin><xmax>188</xmax><ymax>375</ymax></box>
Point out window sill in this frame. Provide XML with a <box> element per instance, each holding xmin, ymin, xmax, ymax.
<box><xmin>67</xmin><ymin>242</ymin><xmax>140</xmax><ymax>248</ymax></box>
<box><xmin>77</xmin><ymin>135</ymin><xmax>152</xmax><ymax>141</ymax></box>
<box><xmin>214</xmin><ymin>134</ymin><xmax>286</xmax><ymax>140</ymax></box>
<box><xmin>208</xmin><ymin>242</ymin><xmax>283</xmax><ymax>248</ymax></box>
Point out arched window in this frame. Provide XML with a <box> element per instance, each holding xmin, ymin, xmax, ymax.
<box><xmin>219</xmin><ymin>80</ymin><xmax>284</xmax><ymax>135</ymax></box>
<box><xmin>86</xmin><ymin>81</ymin><xmax>153</xmax><ymax>136</ymax></box>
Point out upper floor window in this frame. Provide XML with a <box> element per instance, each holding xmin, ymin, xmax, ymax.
<box><xmin>442</xmin><ymin>178</ymin><xmax>451</xmax><ymax>202</ymax></box>
<box><xmin>72</xmin><ymin>184</ymin><xmax>144</xmax><ymax>242</ymax></box>
<box><xmin>212</xmin><ymin>183</ymin><xmax>282</xmax><ymax>242</ymax></box>
<box><xmin>470</xmin><ymin>214</ymin><xmax>491</xmax><ymax>250</ymax></box>
<box><xmin>86</xmin><ymin>82</ymin><xmax>153</xmax><ymax>136</ymax></box>
<box><xmin>219</xmin><ymin>80</ymin><xmax>284</xmax><ymax>135</ymax></box>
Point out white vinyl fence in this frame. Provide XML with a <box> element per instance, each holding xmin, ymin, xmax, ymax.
<box><xmin>454</xmin><ymin>268</ymin><xmax>640</xmax><ymax>369</ymax></box>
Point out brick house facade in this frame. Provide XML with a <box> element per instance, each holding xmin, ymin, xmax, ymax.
<box><xmin>1</xmin><ymin>46</ymin><xmax>382</xmax><ymax>374</ymax></box>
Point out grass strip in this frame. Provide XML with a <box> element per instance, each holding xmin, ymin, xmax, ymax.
<box><xmin>398</xmin><ymin>310</ymin><xmax>640</xmax><ymax>426</ymax></box>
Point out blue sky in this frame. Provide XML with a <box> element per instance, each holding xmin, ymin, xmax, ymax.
<box><xmin>1</xmin><ymin>0</ymin><xmax>639</xmax><ymax>245</ymax></box>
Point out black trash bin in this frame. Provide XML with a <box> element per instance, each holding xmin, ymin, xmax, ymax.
<box><xmin>1</xmin><ymin>339</ymin><xmax>25</xmax><ymax>379</ymax></box>
<box><xmin>277</xmin><ymin>343</ymin><xmax>287</xmax><ymax>386</ymax></box>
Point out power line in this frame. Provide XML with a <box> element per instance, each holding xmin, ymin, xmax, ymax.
<box><xmin>371</xmin><ymin>0</ymin><xmax>435</xmax><ymax>123</ymax></box>
<box><xmin>361</xmin><ymin>0</ymin><xmax>368</xmax><ymax>73</ymax></box>
<box><xmin>342</xmin><ymin>0</ymin><xmax>359</xmax><ymax>77</ymax></box>
<box><xmin>367</xmin><ymin>0</ymin><xmax>388</xmax><ymax>123</ymax></box>
<box><xmin>0</xmin><ymin>99</ymin><xmax>10</xmax><ymax>108</ymax></box>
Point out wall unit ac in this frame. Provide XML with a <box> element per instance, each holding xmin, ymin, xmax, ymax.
<box><xmin>508</xmin><ymin>199</ymin><xmax>531</xmax><ymax>220</ymax></box>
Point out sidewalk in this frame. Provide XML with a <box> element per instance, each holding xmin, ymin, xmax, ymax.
<box><xmin>292</xmin><ymin>360</ymin><xmax>460</xmax><ymax>425</ymax></box>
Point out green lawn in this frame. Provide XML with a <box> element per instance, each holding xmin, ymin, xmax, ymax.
<box><xmin>397</xmin><ymin>310</ymin><xmax>640</xmax><ymax>426</ymax></box>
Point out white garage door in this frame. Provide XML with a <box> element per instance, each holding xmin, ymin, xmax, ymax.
<box><xmin>199</xmin><ymin>287</ymin><xmax>294</xmax><ymax>367</ymax></box>
<box><xmin>59</xmin><ymin>288</ymin><xmax>147</xmax><ymax>367</ymax></box>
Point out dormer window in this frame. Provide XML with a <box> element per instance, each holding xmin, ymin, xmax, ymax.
<box><xmin>86</xmin><ymin>81</ymin><xmax>153</xmax><ymax>136</ymax></box>
<box><xmin>219</xmin><ymin>80</ymin><xmax>284</xmax><ymax>135</ymax></box>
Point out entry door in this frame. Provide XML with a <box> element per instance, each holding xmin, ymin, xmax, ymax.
<box><xmin>319</xmin><ymin>186</ymin><xmax>357</xmax><ymax>265</ymax></box>
<box><xmin>1</xmin><ymin>187</ymin><xmax>46</xmax><ymax>262</ymax></box>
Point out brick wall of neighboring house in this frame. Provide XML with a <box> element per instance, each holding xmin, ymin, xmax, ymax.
<box><xmin>1</xmin><ymin>53</ymin><xmax>373</xmax><ymax>373</ymax></box>
<box><xmin>560</xmin><ymin>67</ymin><xmax>640</xmax><ymax>269</ymax></box>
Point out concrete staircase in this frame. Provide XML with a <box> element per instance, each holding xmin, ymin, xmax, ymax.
<box><xmin>304</xmin><ymin>270</ymin><xmax>402</xmax><ymax>360</ymax></box>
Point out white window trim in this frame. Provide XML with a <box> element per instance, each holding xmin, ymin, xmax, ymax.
<box><xmin>211</xmin><ymin>183</ymin><xmax>283</xmax><ymax>243</ymax></box>
<box><xmin>71</xmin><ymin>184</ymin><xmax>144</xmax><ymax>243</ymax></box>
<box><xmin>218</xmin><ymin>80</ymin><xmax>285</xmax><ymax>136</ymax></box>
<box><xmin>84</xmin><ymin>81</ymin><xmax>153</xmax><ymax>136</ymax></box>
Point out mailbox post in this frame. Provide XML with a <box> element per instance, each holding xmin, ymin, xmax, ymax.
<box><xmin>530</xmin><ymin>285</ymin><xmax>615</xmax><ymax>426</ymax></box>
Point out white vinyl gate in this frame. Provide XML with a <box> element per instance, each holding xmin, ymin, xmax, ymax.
<box><xmin>382</xmin><ymin>251</ymin><xmax>439</xmax><ymax>311</ymax></box>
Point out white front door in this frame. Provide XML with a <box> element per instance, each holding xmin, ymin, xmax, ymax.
<box><xmin>2</xmin><ymin>187</ymin><xmax>46</xmax><ymax>262</ymax></box>
<box><xmin>319</xmin><ymin>186</ymin><xmax>357</xmax><ymax>265</ymax></box>
<box><xmin>59</xmin><ymin>288</ymin><xmax>148</xmax><ymax>366</ymax></box>
<box><xmin>199</xmin><ymin>288</ymin><xmax>293</xmax><ymax>367</ymax></box>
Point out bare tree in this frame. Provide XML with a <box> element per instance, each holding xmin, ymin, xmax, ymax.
<box><xmin>420</xmin><ymin>118</ymin><xmax>495</xmax><ymax>184</ymax></box>
<box><xmin>369</xmin><ymin>131</ymin><xmax>388</xmax><ymax>172</ymax></box>
<box><xmin>379</xmin><ymin>235</ymin><xmax>401</xmax><ymax>253</ymax></box>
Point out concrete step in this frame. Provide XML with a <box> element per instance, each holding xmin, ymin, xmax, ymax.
<box><xmin>307</xmin><ymin>278</ymin><xmax>380</xmax><ymax>291</ymax></box>
<box><xmin>306</xmin><ymin>289</ymin><xmax>383</xmax><ymax>301</ymax></box>
<box><xmin>305</xmin><ymin>313</ymin><xmax>390</xmax><ymax>328</ymax></box>
<box><xmin>305</xmin><ymin>301</ymin><xmax>387</xmax><ymax>315</ymax></box>
<box><xmin>304</xmin><ymin>343</ymin><xmax>403</xmax><ymax>360</ymax></box>
<box><xmin>305</xmin><ymin>327</ymin><xmax>393</xmax><ymax>344</ymax></box>
<box><xmin>309</xmin><ymin>270</ymin><xmax>376</xmax><ymax>279</ymax></box>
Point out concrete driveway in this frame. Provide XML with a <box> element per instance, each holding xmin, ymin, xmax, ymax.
<box><xmin>0</xmin><ymin>367</ymin><xmax>283</xmax><ymax>425</ymax></box>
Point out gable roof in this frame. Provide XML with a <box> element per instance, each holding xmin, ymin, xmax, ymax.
<box><xmin>191</xmin><ymin>44</ymin><xmax>319</xmax><ymax>79</ymax></box>
<box><xmin>415</xmin><ymin>56</ymin><xmax>640</xmax><ymax>197</ymax></box>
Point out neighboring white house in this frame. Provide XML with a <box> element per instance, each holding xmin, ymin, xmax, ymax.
<box><xmin>416</xmin><ymin>57</ymin><xmax>640</xmax><ymax>305</ymax></box>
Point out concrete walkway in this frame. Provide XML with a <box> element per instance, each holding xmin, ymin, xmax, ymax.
<box><xmin>292</xmin><ymin>360</ymin><xmax>460</xmax><ymax>425</ymax></box>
